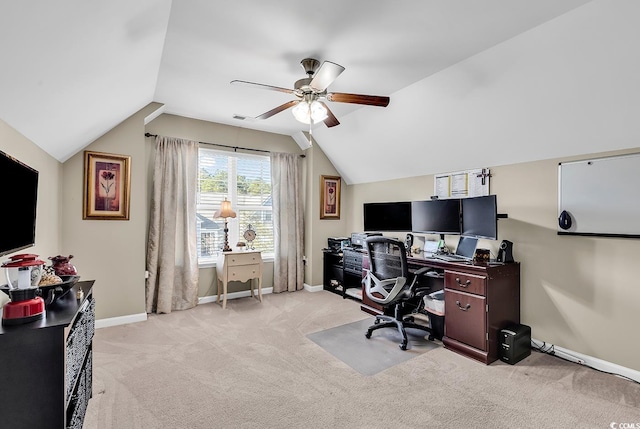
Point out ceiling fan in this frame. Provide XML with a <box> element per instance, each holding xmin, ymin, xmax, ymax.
<box><xmin>231</xmin><ymin>58</ymin><xmax>390</xmax><ymax>128</ymax></box>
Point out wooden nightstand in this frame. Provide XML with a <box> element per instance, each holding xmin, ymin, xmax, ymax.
<box><xmin>215</xmin><ymin>250</ymin><xmax>263</xmax><ymax>309</ymax></box>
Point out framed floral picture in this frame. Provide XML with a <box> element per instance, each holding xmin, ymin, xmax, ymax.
<box><xmin>320</xmin><ymin>175</ymin><xmax>341</xmax><ymax>219</ymax></box>
<box><xmin>83</xmin><ymin>151</ymin><xmax>131</xmax><ymax>220</ymax></box>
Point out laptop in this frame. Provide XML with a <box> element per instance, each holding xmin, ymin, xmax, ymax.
<box><xmin>434</xmin><ymin>236</ymin><xmax>478</xmax><ymax>262</ymax></box>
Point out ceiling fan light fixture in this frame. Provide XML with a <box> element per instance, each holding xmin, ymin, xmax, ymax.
<box><xmin>292</xmin><ymin>100</ymin><xmax>327</xmax><ymax>124</ymax></box>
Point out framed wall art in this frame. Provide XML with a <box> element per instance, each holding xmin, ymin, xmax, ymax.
<box><xmin>320</xmin><ymin>175</ymin><xmax>341</xmax><ymax>219</ymax></box>
<box><xmin>83</xmin><ymin>151</ymin><xmax>131</xmax><ymax>220</ymax></box>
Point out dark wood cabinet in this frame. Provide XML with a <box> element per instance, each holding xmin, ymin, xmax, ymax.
<box><xmin>444</xmin><ymin>288</ymin><xmax>487</xmax><ymax>350</ymax></box>
<box><xmin>323</xmin><ymin>249</ymin><xmax>344</xmax><ymax>294</ymax></box>
<box><xmin>442</xmin><ymin>263</ymin><xmax>520</xmax><ymax>364</ymax></box>
<box><xmin>0</xmin><ymin>281</ymin><xmax>95</xmax><ymax>429</ymax></box>
<box><xmin>323</xmin><ymin>248</ymin><xmax>364</xmax><ymax>300</ymax></box>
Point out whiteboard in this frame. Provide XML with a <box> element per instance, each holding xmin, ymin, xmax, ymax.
<box><xmin>558</xmin><ymin>153</ymin><xmax>640</xmax><ymax>237</ymax></box>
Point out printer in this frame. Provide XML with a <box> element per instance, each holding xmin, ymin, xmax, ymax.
<box><xmin>327</xmin><ymin>237</ymin><xmax>350</xmax><ymax>251</ymax></box>
<box><xmin>350</xmin><ymin>232</ymin><xmax>382</xmax><ymax>248</ymax></box>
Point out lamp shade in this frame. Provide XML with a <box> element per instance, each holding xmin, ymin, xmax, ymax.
<box><xmin>214</xmin><ymin>198</ymin><xmax>236</xmax><ymax>219</ymax></box>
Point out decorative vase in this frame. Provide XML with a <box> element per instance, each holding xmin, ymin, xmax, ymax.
<box><xmin>48</xmin><ymin>255</ymin><xmax>78</xmax><ymax>276</ymax></box>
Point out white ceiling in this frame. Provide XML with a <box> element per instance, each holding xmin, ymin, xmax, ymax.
<box><xmin>0</xmin><ymin>1</ymin><xmax>595</xmax><ymax>180</ymax></box>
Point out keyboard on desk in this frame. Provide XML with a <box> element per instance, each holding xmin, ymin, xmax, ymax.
<box><xmin>433</xmin><ymin>254</ymin><xmax>471</xmax><ymax>262</ymax></box>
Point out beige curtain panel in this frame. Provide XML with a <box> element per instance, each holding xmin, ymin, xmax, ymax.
<box><xmin>146</xmin><ymin>135</ymin><xmax>199</xmax><ymax>313</ymax></box>
<box><xmin>270</xmin><ymin>152</ymin><xmax>304</xmax><ymax>293</ymax></box>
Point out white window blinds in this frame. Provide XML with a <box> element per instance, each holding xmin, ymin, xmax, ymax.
<box><xmin>197</xmin><ymin>148</ymin><xmax>273</xmax><ymax>262</ymax></box>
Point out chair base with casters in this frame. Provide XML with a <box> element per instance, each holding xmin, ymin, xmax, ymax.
<box><xmin>363</xmin><ymin>235</ymin><xmax>435</xmax><ymax>351</ymax></box>
<box><xmin>365</xmin><ymin>297</ymin><xmax>434</xmax><ymax>350</ymax></box>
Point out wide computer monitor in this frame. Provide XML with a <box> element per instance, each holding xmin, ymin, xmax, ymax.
<box><xmin>411</xmin><ymin>198</ymin><xmax>461</xmax><ymax>235</ymax></box>
<box><xmin>461</xmin><ymin>195</ymin><xmax>498</xmax><ymax>240</ymax></box>
<box><xmin>363</xmin><ymin>201</ymin><xmax>412</xmax><ymax>232</ymax></box>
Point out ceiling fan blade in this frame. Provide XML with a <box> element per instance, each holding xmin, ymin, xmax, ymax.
<box><xmin>309</xmin><ymin>61</ymin><xmax>345</xmax><ymax>92</ymax></box>
<box><xmin>319</xmin><ymin>102</ymin><xmax>340</xmax><ymax>128</ymax></box>
<box><xmin>326</xmin><ymin>92</ymin><xmax>390</xmax><ymax>107</ymax></box>
<box><xmin>255</xmin><ymin>100</ymin><xmax>299</xmax><ymax>120</ymax></box>
<box><xmin>231</xmin><ymin>80</ymin><xmax>294</xmax><ymax>95</ymax></box>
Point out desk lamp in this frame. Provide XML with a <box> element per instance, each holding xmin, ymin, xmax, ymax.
<box><xmin>215</xmin><ymin>198</ymin><xmax>236</xmax><ymax>252</ymax></box>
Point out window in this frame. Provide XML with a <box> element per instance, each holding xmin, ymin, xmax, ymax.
<box><xmin>197</xmin><ymin>148</ymin><xmax>273</xmax><ymax>263</ymax></box>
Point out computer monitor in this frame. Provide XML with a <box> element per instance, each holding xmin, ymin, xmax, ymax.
<box><xmin>411</xmin><ymin>199</ymin><xmax>461</xmax><ymax>235</ymax></box>
<box><xmin>461</xmin><ymin>195</ymin><xmax>498</xmax><ymax>240</ymax></box>
<box><xmin>363</xmin><ymin>201</ymin><xmax>412</xmax><ymax>232</ymax></box>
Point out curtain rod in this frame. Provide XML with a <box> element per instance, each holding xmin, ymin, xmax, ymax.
<box><xmin>144</xmin><ymin>133</ymin><xmax>305</xmax><ymax>157</ymax></box>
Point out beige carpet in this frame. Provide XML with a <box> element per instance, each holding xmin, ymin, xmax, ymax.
<box><xmin>84</xmin><ymin>290</ymin><xmax>640</xmax><ymax>429</ymax></box>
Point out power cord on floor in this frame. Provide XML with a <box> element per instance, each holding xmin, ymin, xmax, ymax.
<box><xmin>530</xmin><ymin>339</ymin><xmax>639</xmax><ymax>385</ymax></box>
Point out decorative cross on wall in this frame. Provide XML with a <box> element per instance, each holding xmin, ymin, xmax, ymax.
<box><xmin>476</xmin><ymin>168</ymin><xmax>491</xmax><ymax>186</ymax></box>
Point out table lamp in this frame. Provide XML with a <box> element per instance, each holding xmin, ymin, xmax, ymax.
<box><xmin>214</xmin><ymin>198</ymin><xmax>236</xmax><ymax>252</ymax></box>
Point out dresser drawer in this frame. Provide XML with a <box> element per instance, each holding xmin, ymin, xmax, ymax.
<box><xmin>445</xmin><ymin>270</ymin><xmax>486</xmax><ymax>296</ymax></box>
<box><xmin>227</xmin><ymin>253</ymin><xmax>261</xmax><ymax>266</ymax></box>
<box><xmin>445</xmin><ymin>289</ymin><xmax>487</xmax><ymax>351</ymax></box>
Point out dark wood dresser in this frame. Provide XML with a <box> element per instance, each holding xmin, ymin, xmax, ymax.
<box><xmin>0</xmin><ymin>280</ymin><xmax>95</xmax><ymax>429</ymax></box>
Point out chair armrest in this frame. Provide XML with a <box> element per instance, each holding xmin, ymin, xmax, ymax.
<box><xmin>413</xmin><ymin>267</ymin><xmax>430</xmax><ymax>276</ymax></box>
<box><xmin>364</xmin><ymin>272</ymin><xmax>408</xmax><ymax>305</ymax></box>
<box><xmin>413</xmin><ymin>287</ymin><xmax>432</xmax><ymax>299</ymax></box>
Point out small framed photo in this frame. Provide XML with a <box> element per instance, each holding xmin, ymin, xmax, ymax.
<box><xmin>320</xmin><ymin>175</ymin><xmax>341</xmax><ymax>219</ymax></box>
<box><xmin>83</xmin><ymin>151</ymin><xmax>131</xmax><ymax>220</ymax></box>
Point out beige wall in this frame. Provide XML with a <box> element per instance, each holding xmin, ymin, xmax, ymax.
<box><xmin>0</xmin><ymin>119</ymin><xmax>63</xmax><ymax>306</ymax></box>
<box><xmin>344</xmin><ymin>148</ymin><xmax>640</xmax><ymax>372</ymax></box>
<box><xmin>145</xmin><ymin>114</ymin><xmax>303</xmax><ymax>295</ymax></box>
<box><xmin>60</xmin><ymin>104</ymin><xmax>161</xmax><ymax>320</ymax></box>
<box><xmin>304</xmin><ymin>141</ymin><xmax>348</xmax><ymax>287</ymax></box>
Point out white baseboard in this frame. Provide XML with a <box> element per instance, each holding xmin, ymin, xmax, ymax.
<box><xmin>96</xmin><ymin>288</ymin><xmax>276</xmax><ymax>328</ymax></box>
<box><xmin>95</xmin><ymin>312</ymin><xmax>147</xmax><ymax>329</ymax></box>
<box><xmin>198</xmin><ymin>287</ymin><xmax>274</xmax><ymax>305</ymax></box>
<box><xmin>532</xmin><ymin>337</ymin><xmax>640</xmax><ymax>383</ymax></box>
<box><xmin>304</xmin><ymin>283</ymin><xmax>323</xmax><ymax>292</ymax></box>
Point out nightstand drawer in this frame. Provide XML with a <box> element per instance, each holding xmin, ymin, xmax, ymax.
<box><xmin>445</xmin><ymin>270</ymin><xmax>486</xmax><ymax>296</ymax></box>
<box><xmin>228</xmin><ymin>265</ymin><xmax>260</xmax><ymax>282</ymax></box>
<box><xmin>227</xmin><ymin>253</ymin><xmax>261</xmax><ymax>266</ymax></box>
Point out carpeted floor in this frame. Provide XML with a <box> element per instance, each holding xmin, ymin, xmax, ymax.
<box><xmin>84</xmin><ymin>290</ymin><xmax>640</xmax><ymax>429</ymax></box>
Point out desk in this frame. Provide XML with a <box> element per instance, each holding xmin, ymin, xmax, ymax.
<box><xmin>362</xmin><ymin>252</ymin><xmax>520</xmax><ymax>364</ymax></box>
<box><xmin>216</xmin><ymin>251</ymin><xmax>263</xmax><ymax>309</ymax></box>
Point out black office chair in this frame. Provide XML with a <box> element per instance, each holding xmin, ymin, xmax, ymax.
<box><xmin>363</xmin><ymin>236</ymin><xmax>433</xmax><ymax>350</ymax></box>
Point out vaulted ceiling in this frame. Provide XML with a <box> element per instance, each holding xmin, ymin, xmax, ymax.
<box><xmin>2</xmin><ymin>0</ymin><xmax>615</xmax><ymax>184</ymax></box>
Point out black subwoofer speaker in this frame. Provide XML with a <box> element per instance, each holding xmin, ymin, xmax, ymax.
<box><xmin>499</xmin><ymin>323</ymin><xmax>531</xmax><ymax>365</ymax></box>
<box><xmin>497</xmin><ymin>240</ymin><xmax>514</xmax><ymax>263</ymax></box>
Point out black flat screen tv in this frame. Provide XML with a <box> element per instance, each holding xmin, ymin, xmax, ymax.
<box><xmin>0</xmin><ymin>150</ymin><xmax>39</xmax><ymax>257</ymax></box>
<box><xmin>411</xmin><ymin>199</ymin><xmax>461</xmax><ymax>235</ymax></box>
<box><xmin>363</xmin><ymin>202</ymin><xmax>412</xmax><ymax>232</ymax></box>
<box><xmin>461</xmin><ymin>195</ymin><xmax>497</xmax><ymax>240</ymax></box>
